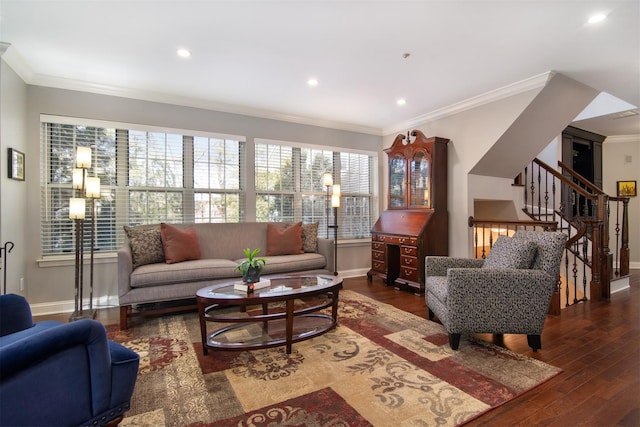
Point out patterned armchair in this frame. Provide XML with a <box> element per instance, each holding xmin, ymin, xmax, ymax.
<box><xmin>425</xmin><ymin>230</ymin><xmax>567</xmax><ymax>351</ymax></box>
<box><xmin>0</xmin><ymin>294</ymin><xmax>140</xmax><ymax>426</ymax></box>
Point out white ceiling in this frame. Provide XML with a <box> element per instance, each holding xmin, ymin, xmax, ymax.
<box><xmin>1</xmin><ymin>0</ymin><xmax>639</xmax><ymax>137</ymax></box>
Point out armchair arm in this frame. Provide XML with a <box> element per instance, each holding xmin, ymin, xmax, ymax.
<box><xmin>0</xmin><ymin>294</ymin><xmax>33</xmax><ymax>336</ymax></box>
<box><xmin>445</xmin><ymin>268</ymin><xmax>555</xmax><ymax>333</ymax></box>
<box><xmin>425</xmin><ymin>256</ymin><xmax>484</xmax><ymax>277</ymax></box>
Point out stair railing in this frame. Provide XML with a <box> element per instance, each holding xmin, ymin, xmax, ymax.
<box><xmin>523</xmin><ymin>158</ymin><xmax>630</xmax><ymax>303</ymax></box>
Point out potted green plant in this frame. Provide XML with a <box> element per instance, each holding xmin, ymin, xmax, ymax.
<box><xmin>236</xmin><ymin>248</ymin><xmax>266</xmax><ymax>283</ymax></box>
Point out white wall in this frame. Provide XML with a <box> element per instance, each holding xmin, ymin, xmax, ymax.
<box><xmin>21</xmin><ymin>84</ymin><xmax>381</xmax><ymax>311</ymax></box>
<box><xmin>603</xmin><ymin>137</ymin><xmax>640</xmax><ymax>267</ymax></box>
<box><xmin>0</xmin><ymin>58</ymin><xmax>28</xmax><ymax>296</ymax></box>
<box><xmin>381</xmin><ymin>88</ymin><xmax>541</xmax><ymax>257</ymax></box>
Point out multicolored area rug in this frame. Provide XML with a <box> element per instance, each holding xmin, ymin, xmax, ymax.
<box><xmin>108</xmin><ymin>290</ymin><xmax>561</xmax><ymax>426</ymax></box>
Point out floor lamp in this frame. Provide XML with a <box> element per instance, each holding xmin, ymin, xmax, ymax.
<box><xmin>322</xmin><ymin>173</ymin><xmax>333</xmax><ymax>238</ymax></box>
<box><xmin>328</xmin><ymin>184</ymin><xmax>340</xmax><ymax>276</ymax></box>
<box><xmin>69</xmin><ymin>146</ymin><xmax>97</xmax><ymax>321</ymax></box>
<box><xmin>85</xmin><ymin>176</ymin><xmax>101</xmax><ymax>318</ymax></box>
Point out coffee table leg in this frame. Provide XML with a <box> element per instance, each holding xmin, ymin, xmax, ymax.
<box><xmin>331</xmin><ymin>290</ymin><xmax>340</xmax><ymax>322</ymax></box>
<box><xmin>286</xmin><ymin>299</ymin><xmax>294</xmax><ymax>354</ymax></box>
<box><xmin>197</xmin><ymin>299</ymin><xmax>209</xmax><ymax>356</ymax></box>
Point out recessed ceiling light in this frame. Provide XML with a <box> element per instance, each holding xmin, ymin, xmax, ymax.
<box><xmin>177</xmin><ymin>48</ymin><xmax>191</xmax><ymax>58</ymax></box>
<box><xmin>397</xmin><ymin>98</ymin><xmax>407</xmax><ymax>106</ymax></box>
<box><xmin>587</xmin><ymin>13</ymin><xmax>607</xmax><ymax>24</ymax></box>
<box><xmin>307</xmin><ymin>78</ymin><xmax>319</xmax><ymax>87</ymax></box>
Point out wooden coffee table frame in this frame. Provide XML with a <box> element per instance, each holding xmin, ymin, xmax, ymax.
<box><xmin>196</xmin><ymin>275</ymin><xmax>342</xmax><ymax>355</ymax></box>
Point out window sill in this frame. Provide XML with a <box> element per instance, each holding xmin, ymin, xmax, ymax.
<box><xmin>37</xmin><ymin>252</ymin><xmax>117</xmax><ymax>268</ymax></box>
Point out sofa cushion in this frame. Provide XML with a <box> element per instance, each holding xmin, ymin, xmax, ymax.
<box><xmin>130</xmin><ymin>259</ymin><xmax>240</xmax><ymax>288</ymax></box>
<box><xmin>513</xmin><ymin>230</ymin><xmax>568</xmax><ymax>277</ymax></box>
<box><xmin>266</xmin><ymin>222</ymin><xmax>303</xmax><ymax>256</ymax></box>
<box><xmin>482</xmin><ymin>236</ymin><xmax>537</xmax><ymax>270</ymax></box>
<box><xmin>161</xmin><ymin>223</ymin><xmax>202</xmax><ymax>264</ymax></box>
<box><xmin>238</xmin><ymin>253</ymin><xmax>327</xmax><ymax>275</ymax></box>
<box><xmin>124</xmin><ymin>225</ymin><xmax>165</xmax><ymax>269</ymax></box>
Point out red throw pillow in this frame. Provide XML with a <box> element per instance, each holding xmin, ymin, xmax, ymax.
<box><xmin>266</xmin><ymin>222</ymin><xmax>304</xmax><ymax>256</ymax></box>
<box><xmin>160</xmin><ymin>223</ymin><xmax>201</xmax><ymax>264</ymax></box>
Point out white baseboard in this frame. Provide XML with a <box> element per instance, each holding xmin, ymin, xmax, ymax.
<box><xmin>30</xmin><ymin>296</ymin><xmax>119</xmax><ymax>317</ymax></box>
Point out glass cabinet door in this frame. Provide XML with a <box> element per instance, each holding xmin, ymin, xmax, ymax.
<box><xmin>389</xmin><ymin>155</ymin><xmax>406</xmax><ymax>208</ymax></box>
<box><xmin>410</xmin><ymin>150</ymin><xmax>430</xmax><ymax>208</ymax></box>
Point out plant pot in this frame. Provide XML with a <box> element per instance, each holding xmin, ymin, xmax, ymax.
<box><xmin>243</xmin><ymin>266</ymin><xmax>262</xmax><ymax>283</ymax></box>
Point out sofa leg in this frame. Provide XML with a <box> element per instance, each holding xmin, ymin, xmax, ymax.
<box><xmin>120</xmin><ymin>305</ymin><xmax>130</xmax><ymax>330</ymax></box>
<box><xmin>428</xmin><ymin>307</ymin><xmax>435</xmax><ymax>320</ymax></box>
<box><xmin>449</xmin><ymin>333</ymin><xmax>461</xmax><ymax>350</ymax></box>
<box><xmin>527</xmin><ymin>334</ymin><xmax>542</xmax><ymax>352</ymax></box>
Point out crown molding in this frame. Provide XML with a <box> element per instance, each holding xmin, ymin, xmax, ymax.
<box><xmin>382</xmin><ymin>71</ymin><xmax>554</xmax><ymax>136</ymax></box>
<box><xmin>3</xmin><ymin>50</ymin><xmax>554</xmax><ymax>139</ymax></box>
<box><xmin>605</xmin><ymin>134</ymin><xmax>640</xmax><ymax>144</ymax></box>
<box><xmin>0</xmin><ymin>42</ymin><xmax>12</xmax><ymax>56</ymax></box>
<box><xmin>6</xmin><ymin>59</ymin><xmax>383</xmax><ymax>136</ymax></box>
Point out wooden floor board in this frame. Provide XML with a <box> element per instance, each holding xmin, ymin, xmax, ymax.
<box><xmin>33</xmin><ymin>269</ymin><xmax>640</xmax><ymax>425</ymax></box>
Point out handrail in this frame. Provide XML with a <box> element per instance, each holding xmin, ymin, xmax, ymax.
<box><xmin>557</xmin><ymin>160</ymin><xmax>605</xmax><ymax>195</ymax></box>
<box><xmin>532</xmin><ymin>158</ymin><xmax>596</xmax><ymax>199</ymax></box>
<box><xmin>468</xmin><ymin>217</ymin><xmax>558</xmax><ymax>230</ymax></box>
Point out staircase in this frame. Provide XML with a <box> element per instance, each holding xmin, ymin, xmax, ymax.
<box><xmin>469</xmin><ymin>157</ymin><xmax>631</xmax><ymax>315</ymax></box>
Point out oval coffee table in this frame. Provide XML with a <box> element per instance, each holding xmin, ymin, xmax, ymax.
<box><xmin>196</xmin><ymin>275</ymin><xmax>343</xmax><ymax>355</ymax></box>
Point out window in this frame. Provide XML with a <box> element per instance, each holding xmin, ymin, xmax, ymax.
<box><xmin>40</xmin><ymin>117</ymin><xmax>376</xmax><ymax>258</ymax></box>
<box><xmin>255</xmin><ymin>140</ymin><xmax>376</xmax><ymax>239</ymax></box>
<box><xmin>40</xmin><ymin>117</ymin><xmax>245</xmax><ymax>256</ymax></box>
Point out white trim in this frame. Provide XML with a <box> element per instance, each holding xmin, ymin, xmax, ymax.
<box><xmin>604</xmin><ymin>135</ymin><xmax>640</xmax><ymax>144</ymax></box>
<box><xmin>40</xmin><ymin>114</ymin><xmax>246</xmax><ymax>142</ymax></box>
<box><xmin>383</xmin><ymin>71</ymin><xmax>553</xmax><ymax>136</ymax></box>
<box><xmin>36</xmin><ymin>252</ymin><xmax>116</xmax><ymax>268</ymax></box>
<box><xmin>6</xmin><ymin>50</ymin><xmax>555</xmax><ymax>138</ymax></box>
<box><xmin>30</xmin><ymin>295</ymin><xmax>119</xmax><ymax>317</ymax></box>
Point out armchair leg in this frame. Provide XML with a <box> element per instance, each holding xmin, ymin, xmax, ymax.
<box><xmin>527</xmin><ymin>334</ymin><xmax>542</xmax><ymax>352</ymax></box>
<box><xmin>449</xmin><ymin>333</ymin><xmax>461</xmax><ymax>350</ymax></box>
<box><xmin>428</xmin><ymin>307</ymin><xmax>435</xmax><ymax>320</ymax></box>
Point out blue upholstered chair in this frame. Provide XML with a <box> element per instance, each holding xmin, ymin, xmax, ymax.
<box><xmin>425</xmin><ymin>230</ymin><xmax>567</xmax><ymax>351</ymax></box>
<box><xmin>0</xmin><ymin>294</ymin><xmax>139</xmax><ymax>426</ymax></box>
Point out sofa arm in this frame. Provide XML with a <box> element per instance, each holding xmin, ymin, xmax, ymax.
<box><xmin>445</xmin><ymin>268</ymin><xmax>555</xmax><ymax>332</ymax></box>
<box><xmin>118</xmin><ymin>244</ymin><xmax>134</xmax><ymax>298</ymax></box>
<box><xmin>425</xmin><ymin>256</ymin><xmax>484</xmax><ymax>277</ymax></box>
<box><xmin>317</xmin><ymin>237</ymin><xmax>335</xmax><ymax>273</ymax></box>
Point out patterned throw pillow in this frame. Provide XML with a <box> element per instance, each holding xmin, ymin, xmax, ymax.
<box><xmin>301</xmin><ymin>222</ymin><xmax>319</xmax><ymax>253</ymax></box>
<box><xmin>124</xmin><ymin>225</ymin><xmax>165</xmax><ymax>269</ymax></box>
<box><xmin>482</xmin><ymin>236</ymin><xmax>537</xmax><ymax>270</ymax></box>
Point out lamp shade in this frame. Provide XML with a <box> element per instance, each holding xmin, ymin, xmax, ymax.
<box><xmin>331</xmin><ymin>194</ymin><xmax>341</xmax><ymax>208</ymax></box>
<box><xmin>69</xmin><ymin>198</ymin><xmax>86</xmax><ymax>220</ymax></box>
<box><xmin>76</xmin><ymin>146</ymin><xmax>92</xmax><ymax>169</ymax></box>
<box><xmin>332</xmin><ymin>184</ymin><xmax>340</xmax><ymax>197</ymax></box>
<box><xmin>72</xmin><ymin>168</ymin><xmax>86</xmax><ymax>190</ymax></box>
<box><xmin>322</xmin><ymin>172</ymin><xmax>333</xmax><ymax>187</ymax></box>
<box><xmin>85</xmin><ymin>177</ymin><xmax>101</xmax><ymax>198</ymax></box>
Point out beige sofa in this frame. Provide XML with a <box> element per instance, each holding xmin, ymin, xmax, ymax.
<box><xmin>117</xmin><ymin>222</ymin><xmax>334</xmax><ymax>329</ymax></box>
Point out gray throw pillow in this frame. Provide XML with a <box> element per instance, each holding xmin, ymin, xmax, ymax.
<box><xmin>482</xmin><ymin>236</ymin><xmax>537</xmax><ymax>270</ymax></box>
<box><xmin>301</xmin><ymin>222</ymin><xmax>319</xmax><ymax>253</ymax></box>
<box><xmin>124</xmin><ymin>225</ymin><xmax>165</xmax><ymax>269</ymax></box>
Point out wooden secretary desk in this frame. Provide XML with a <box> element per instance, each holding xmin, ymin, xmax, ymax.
<box><xmin>367</xmin><ymin>130</ymin><xmax>449</xmax><ymax>294</ymax></box>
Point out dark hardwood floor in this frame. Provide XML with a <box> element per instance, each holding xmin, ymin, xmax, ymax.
<box><xmin>35</xmin><ymin>270</ymin><xmax>640</xmax><ymax>426</ymax></box>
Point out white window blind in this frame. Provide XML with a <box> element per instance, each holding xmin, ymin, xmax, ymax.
<box><xmin>254</xmin><ymin>141</ymin><xmax>375</xmax><ymax>239</ymax></box>
<box><xmin>40</xmin><ymin>119</ymin><xmax>245</xmax><ymax>257</ymax></box>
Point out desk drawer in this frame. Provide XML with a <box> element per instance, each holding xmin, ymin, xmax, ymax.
<box><xmin>401</xmin><ymin>255</ymin><xmax>417</xmax><ymax>269</ymax></box>
<box><xmin>400</xmin><ymin>266</ymin><xmax>418</xmax><ymax>282</ymax></box>
<box><xmin>372</xmin><ymin>242</ymin><xmax>385</xmax><ymax>251</ymax></box>
<box><xmin>401</xmin><ymin>246</ymin><xmax>417</xmax><ymax>257</ymax></box>
<box><xmin>372</xmin><ymin>250</ymin><xmax>385</xmax><ymax>261</ymax></box>
<box><xmin>372</xmin><ymin>260</ymin><xmax>385</xmax><ymax>272</ymax></box>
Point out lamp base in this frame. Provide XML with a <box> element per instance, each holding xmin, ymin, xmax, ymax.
<box><xmin>69</xmin><ymin>309</ymin><xmax>97</xmax><ymax>322</ymax></box>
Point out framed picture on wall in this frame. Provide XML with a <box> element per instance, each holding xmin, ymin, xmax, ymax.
<box><xmin>8</xmin><ymin>148</ymin><xmax>25</xmax><ymax>181</ymax></box>
<box><xmin>616</xmin><ymin>180</ymin><xmax>636</xmax><ymax>197</ymax></box>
